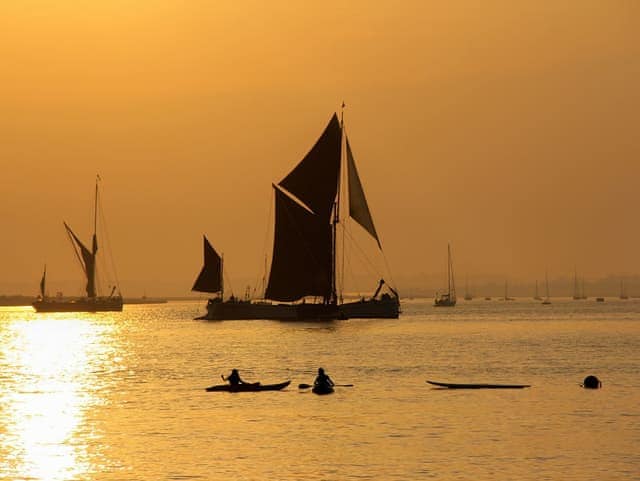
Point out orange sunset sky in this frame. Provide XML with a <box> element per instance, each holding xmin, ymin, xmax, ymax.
<box><xmin>1</xmin><ymin>1</ymin><xmax>639</xmax><ymax>296</ymax></box>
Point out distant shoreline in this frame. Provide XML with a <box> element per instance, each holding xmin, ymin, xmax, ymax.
<box><xmin>0</xmin><ymin>296</ymin><xmax>204</xmax><ymax>307</ymax></box>
<box><xmin>2</xmin><ymin>295</ymin><xmax>638</xmax><ymax>308</ymax></box>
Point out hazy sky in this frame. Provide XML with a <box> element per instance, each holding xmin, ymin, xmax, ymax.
<box><xmin>1</xmin><ymin>1</ymin><xmax>639</xmax><ymax>296</ymax></box>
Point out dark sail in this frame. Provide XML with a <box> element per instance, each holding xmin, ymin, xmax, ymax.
<box><xmin>40</xmin><ymin>265</ymin><xmax>46</xmax><ymax>298</ymax></box>
<box><xmin>265</xmin><ymin>187</ymin><xmax>332</xmax><ymax>302</ymax></box>
<box><xmin>346</xmin><ymin>137</ymin><xmax>381</xmax><ymax>249</ymax></box>
<box><xmin>279</xmin><ymin>114</ymin><xmax>342</xmax><ymax>220</ymax></box>
<box><xmin>192</xmin><ymin>236</ymin><xmax>223</xmax><ymax>294</ymax></box>
<box><xmin>64</xmin><ymin>222</ymin><xmax>97</xmax><ymax>298</ymax></box>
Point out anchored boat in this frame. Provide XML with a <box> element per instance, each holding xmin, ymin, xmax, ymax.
<box><xmin>434</xmin><ymin>244</ymin><xmax>456</xmax><ymax>307</ymax></box>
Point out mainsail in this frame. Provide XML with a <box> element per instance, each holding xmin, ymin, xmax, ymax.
<box><xmin>346</xmin><ymin>137</ymin><xmax>381</xmax><ymax>249</ymax></box>
<box><xmin>279</xmin><ymin>113</ymin><xmax>342</xmax><ymax>220</ymax></box>
<box><xmin>265</xmin><ymin>114</ymin><xmax>342</xmax><ymax>303</ymax></box>
<box><xmin>265</xmin><ymin>187</ymin><xmax>332</xmax><ymax>301</ymax></box>
<box><xmin>192</xmin><ymin>235</ymin><xmax>223</xmax><ymax>294</ymax></box>
<box><xmin>264</xmin><ymin>113</ymin><xmax>386</xmax><ymax>303</ymax></box>
<box><xmin>64</xmin><ymin>222</ymin><xmax>97</xmax><ymax>298</ymax></box>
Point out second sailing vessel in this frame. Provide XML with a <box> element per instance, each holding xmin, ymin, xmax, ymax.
<box><xmin>194</xmin><ymin>112</ymin><xmax>399</xmax><ymax>320</ymax></box>
<box><xmin>32</xmin><ymin>177</ymin><xmax>123</xmax><ymax>313</ymax></box>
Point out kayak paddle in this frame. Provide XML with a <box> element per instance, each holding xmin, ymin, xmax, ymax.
<box><xmin>298</xmin><ymin>383</ymin><xmax>353</xmax><ymax>389</ymax></box>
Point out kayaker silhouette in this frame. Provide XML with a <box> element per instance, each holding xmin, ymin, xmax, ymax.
<box><xmin>223</xmin><ymin>369</ymin><xmax>248</xmax><ymax>386</ymax></box>
<box><xmin>314</xmin><ymin>367</ymin><xmax>335</xmax><ymax>388</ymax></box>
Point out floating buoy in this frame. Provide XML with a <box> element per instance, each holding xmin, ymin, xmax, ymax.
<box><xmin>583</xmin><ymin>375</ymin><xmax>601</xmax><ymax>389</ymax></box>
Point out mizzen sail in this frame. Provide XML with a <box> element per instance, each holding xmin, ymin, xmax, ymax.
<box><xmin>346</xmin><ymin>137</ymin><xmax>381</xmax><ymax>249</ymax></box>
<box><xmin>192</xmin><ymin>235</ymin><xmax>223</xmax><ymax>294</ymax></box>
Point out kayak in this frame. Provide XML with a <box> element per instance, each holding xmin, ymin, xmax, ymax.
<box><xmin>205</xmin><ymin>380</ymin><xmax>291</xmax><ymax>392</ymax></box>
<box><xmin>311</xmin><ymin>383</ymin><xmax>335</xmax><ymax>395</ymax></box>
<box><xmin>427</xmin><ymin>380</ymin><xmax>530</xmax><ymax>389</ymax></box>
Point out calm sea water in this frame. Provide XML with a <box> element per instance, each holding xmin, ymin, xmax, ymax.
<box><xmin>0</xmin><ymin>298</ymin><xmax>638</xmax><ymax>480</ymax></box>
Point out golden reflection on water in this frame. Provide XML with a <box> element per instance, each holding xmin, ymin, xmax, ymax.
<box><xmin>0</xmin><ymin>310</ymin><xmax>115</xmax><ymax>481</ymax></box>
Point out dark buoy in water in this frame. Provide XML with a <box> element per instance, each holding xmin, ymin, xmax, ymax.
<box><xmin>583</xmin><ymin>375</ymin><xmax>601</xmax><ymax>389</ymax></box>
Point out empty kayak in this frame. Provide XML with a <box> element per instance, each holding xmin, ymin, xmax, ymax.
<box><xmin>312</xmin><ymin>383</ymin><xmax>335</xmax><ymax>395</ymax></box>
<box><xmin>427</xmin><ymin>380</ymin><xmax>530</xmax><ymax>389</ymax></box>
<box><xmin>205</xmin><ymin>380</ymin><xmax>291</xmax><ymax>392</ymax></box>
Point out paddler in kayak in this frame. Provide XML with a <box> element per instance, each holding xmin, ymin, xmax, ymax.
<box><xmin>223</xmin><ymin>369</ymin><xmax>252</xmax><ymax>387</ymax></box>
<box><xmin>314</xmin><ymin>367</ymin><xmax>335</xmax><ymax>390</ymax></box>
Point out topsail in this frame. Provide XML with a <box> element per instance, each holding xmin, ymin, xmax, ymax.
<box><xmin>279</xmin><ymin>113</ymin><xmax>342</xmax><ymax>220</ymax></box>
<box><xmin>346</xmin><ymin>137</ymin><xmax>381</xmax><ymax>249</ymax></box>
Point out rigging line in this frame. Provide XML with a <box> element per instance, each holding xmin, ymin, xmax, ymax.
<box><xmin>97</xmin><ymin>189</ymin><xmax>121</xmax><ymax>293</ymax></box>
<box><xmin>253</xmin><ymin>187</ymin><xmax>274</xmax><ymax>299</ymax></box>
<box><xmin>380</xmin><ymin>248</ymin><xmax>398</xmax><ymax>291</ymax></box>
<box><xmin>340</xmin><ymin>223</ymin><xmax>385</xmax><ymax>280</ymax></box>
<box><xmin>222</xmin><ymin>261</ymin><xmax>235</xmax><ymax>298</ymax></box>
<box><xmin>339</xmin><ymin>222</ymin><xmax>361</xmax><ymax>298</ymax></box>
<box><xmin>342</xmin><ymin>216</ymin><xmax>398</xmax><ymax>292</ymax></box>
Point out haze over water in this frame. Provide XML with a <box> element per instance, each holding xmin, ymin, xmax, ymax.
<box><xmin>1</xmin><ymin>299</ymin><xmax>638</xmax><ymax>480</ymax></box>
<box><xmin>2</xmin><ymin>1</ymin><xmax>639</xmax><ymax>297</ymax></box>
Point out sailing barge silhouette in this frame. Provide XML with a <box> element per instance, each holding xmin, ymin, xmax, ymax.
<box><xmin>193</xmin><ymin>113</ymin><xmax>399</xmax><ymax>320</ymax></box>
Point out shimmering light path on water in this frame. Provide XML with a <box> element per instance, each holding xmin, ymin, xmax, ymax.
<box><xmin>1</xmin><ymin>299</ymin><xmax>638</xmax><ymax>480</ymax></box>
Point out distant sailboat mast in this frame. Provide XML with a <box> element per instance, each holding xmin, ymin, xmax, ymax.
<box><xmin>572</xmin><ymin>267</ymin><xmax>583</xmax><ymax>300</ymax></box>
<box><xmin>448</xmin><ymin>244</ymin><xmax>456</xmax><ymax>300</ymax></box>
<box><xmin>434</xmin><ymin>244</ymin><xmax>456</xmax><ymax>306</ymax></box>
<box><xmin>542</xmin><ymin>271</ymin><xmax>551</xmax><ymax>304</ymax></box>
<box><xmin>620</xmin><ymin>279</ymin><xmax>628</xmax><ymax>300</ymax></box>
